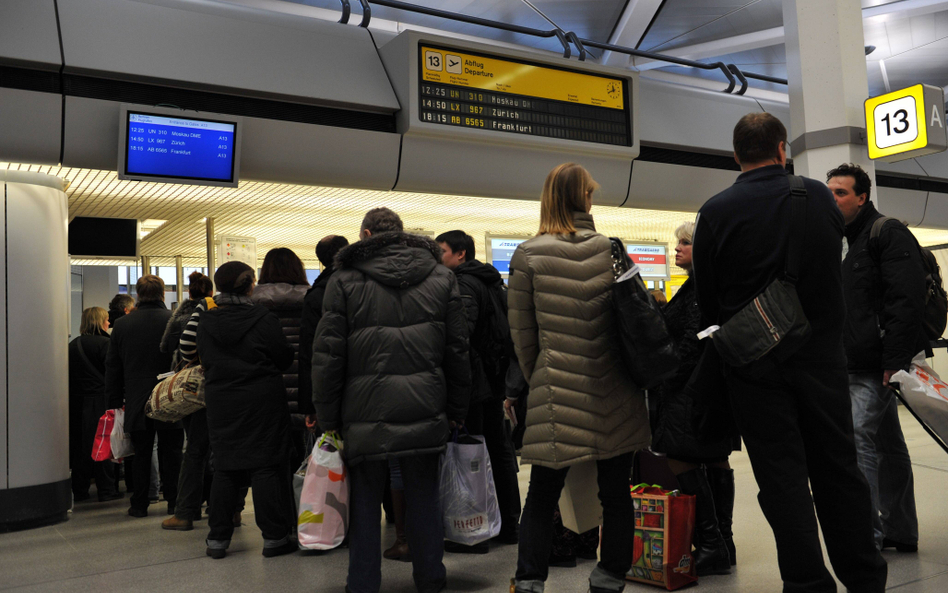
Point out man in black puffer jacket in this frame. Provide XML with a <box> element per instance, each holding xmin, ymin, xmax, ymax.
<box><xmin>313</xmin><ymin>208</ymin><xmax>471</xmax><ymax>593</ymax></box>
<box><xmin>829</xmin><ymin>163</ymin><xmax>927</xmax><ymax>553</ymax></box>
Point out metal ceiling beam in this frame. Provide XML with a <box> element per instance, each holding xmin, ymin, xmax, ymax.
<box><xmin>600</xmin><ymin>0</ymin><xmax>667</xmax><ymax>67</ymax></box>
<box><xmin>633</xmin><ymin>26</ymin><xmax>784</xmax><ymax>71</ymax></box>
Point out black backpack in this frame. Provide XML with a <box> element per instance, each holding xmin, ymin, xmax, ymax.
<box><xmin>870</xmin><ymin>217</ymin><xmax>948</xmax><ymax>340</ymax></box>
<box><xmin>477</xmin><ymin>280</ymin><xmax>513</xmax><ymax>385</ymax></box>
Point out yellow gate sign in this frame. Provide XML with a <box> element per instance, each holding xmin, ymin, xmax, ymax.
<box><xmin>865</xmin><ymin>84</ymin><xmax>947</xmax><ymax>162</ymax></box>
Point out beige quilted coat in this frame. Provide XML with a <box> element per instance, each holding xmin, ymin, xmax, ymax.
<box><xmin>508</xmin><ymin>212</ymin><xmax>650</xmax><ymax>469</ymax></box>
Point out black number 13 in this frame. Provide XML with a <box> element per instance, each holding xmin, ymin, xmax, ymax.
<box><xmin>882</xmin><ymin>109</ymin><xmax>910</xmax><ymax>135</ymax></box>
<box><xmin>428</xmin><ymin>55</ymin><xmax>441</xmax><ymax>68</ymax></box>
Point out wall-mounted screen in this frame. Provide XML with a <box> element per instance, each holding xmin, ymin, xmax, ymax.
<box><xmin>486</xmin><ymin>235</ymin><xmax>530</xmax><ymax>277</ymax></box>
<box><xmin>626</xmin><ymin>242</ymin><xmax>670</xmax><ymax>280</ymax></box>
<box><xmin>68</xmin><ymin>217</ymin><xmax>140</xmax><ymax>259</ymax></box>
<box><xmin>118</xmin><ymin>105</ymin><xmax>241</xmax><ymax>187</ymax></box>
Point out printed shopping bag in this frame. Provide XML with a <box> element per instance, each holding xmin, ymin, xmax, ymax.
<box><xmin>91</xmin><ymin>409</ymin><xmax>116</xmax><ymax>461</ymax></box>
<box><xmin>560</xmin><ymin>461</ymin><xmax>602</xmax><ymax>534</ymax></box>
<box><xmin>297</xmin><ymin>433</ymin><xmax>349</xmax><ymax>550</ymax></box>
<box><xmin>628</xmin><ymin>484</ymin><xmax>697</xmax><ymax>591</ymax></box>
<box><xmin>439</xmin><ymin>432</ymin><xmax>502</xmax><ymax>545</ymax></box>
<box><xmin>892</xmin><ymin>352</ymin><xmax>948</xmax><ymax>452</ymax></box>
<box><xmin>293</xmin><ymin>433</ymin><xmax>317</xmax><ymax>513</ymax></box>
<box><xmin>109</xmin><ymin>408</ymin><xmax>135</xmax><ymax>460</ymax></box>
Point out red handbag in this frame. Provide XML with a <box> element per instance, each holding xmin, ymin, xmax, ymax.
<box><xmin>628</xmin><ymin>484</ymin><xmax>697</xmax><ymax>591</ymax></box>
<box><xmin>91</xmin><ymin>409</ymin><xmax>116</xmax><ymax>462</ymax></box>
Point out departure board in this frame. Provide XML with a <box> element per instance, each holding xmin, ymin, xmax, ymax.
<box><xmin>418</xmin><ymin>44</ymin><xmax>631</xmax><ymax>147</ymax></box>
<box><xmin>125</xmin><ymin>112</ymin><xmax>236</xmax><ymax>182</ymax></box>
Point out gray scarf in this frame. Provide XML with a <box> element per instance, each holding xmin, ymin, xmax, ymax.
<box><xmin>214</xmin><ymin>293</ymin><xmax>254</xmax><ymax>306</ymax></box>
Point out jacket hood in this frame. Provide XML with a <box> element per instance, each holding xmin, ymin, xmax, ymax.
<box><xmin>172</xmin><ymin>299</ymin><xmax>201</xmax><ymax>320</ymax></box>
<box><xmin>201</xmin><ymin>304</ymin><xmax>270</xmax><ymax>344</ymax></box>
<box><xmin>252</xmin><ymin>282</ymin><xmax>308</xmax><ymax>309</ymax></box>
<box><xmin>845</xmin><ymin>200</ymin><xmax>880</xmax><ymax>242</ymax></box>
<box><xmin>455</xmin><ymin>259</ymin><xmax>502</xmax><ymax>285</ymax></box>
<box><xmin>335</xmin><ymin>231</ymin><xmax>442</xmax><ymax>288</ymax></box>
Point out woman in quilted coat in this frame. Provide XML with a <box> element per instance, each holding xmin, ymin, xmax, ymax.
<box><xmin>506</xmin><ymin>163</ymin><xmax>650</xmax><ymax>593</ymax></box>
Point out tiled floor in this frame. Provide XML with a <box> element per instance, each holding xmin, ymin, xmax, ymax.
<box><xmin>1</xmin><ymin>407</ymin><xmax>947</xmax><ymax>592</ymax></box>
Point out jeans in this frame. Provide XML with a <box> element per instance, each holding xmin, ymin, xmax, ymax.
<box><xmin>174</xmin><ymin>410</ymin><xmax>210</xmax><ymax>521</ymax></box>
<box><xmin>348</xmin><ymin>454</ymin><xmax>445</xmax><ymax>593</ymax></box>
<box><xmin>130</xmin><ymin>427</ymin><xmax>183</xmax><ymax>511</ymax></box>
<box><xmin>206</xmin><ymin>465</ymin><xmax>290</xmax><ymax>549</ymax></box>
<box><xmin>149</xmin><ymin>440</ymin><xmax>160</xmax><ymax>499</ymax></box>
<box><xmin>515</xmin><ymin>453</ymin><xmax>634</xmax><ymax>593</ymax></box>
<box><xmin>728</xmin><ymin>365</ymin><xmax>887</xmax><ymax>593</ymax></box>
<box><xmin>849</xmin><ymin>372</ymin><xmax>919</xmax><ymax>547</ymax></box>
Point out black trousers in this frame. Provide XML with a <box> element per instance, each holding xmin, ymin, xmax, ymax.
<box><xmin>129</xmin><ymin>427</ymin><xmax>184</xmax><ymax>511</ymax></box>
<box><xmin>727</xmin><ymin>365</ymin><xmax>887</xmax><ymax>593</ymax></box>
<box><xmin>207</xmin><ymin>465</ymin><xmax>290</xmax><ymax>545</ymax></box>
<box><xmin>69</xmin><ymin>396</ymin><xmax>116</xmax><ymax>498</ymax></box>
<box><xmin>466</xmin><ymin>398</ymin><xmax>522</xmax><ymax>538</ymax></box>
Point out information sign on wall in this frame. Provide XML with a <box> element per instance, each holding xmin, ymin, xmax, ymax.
<box><xmin>219</xmin><ymin>235</ymin><xmax>257</xmax><ymax>270</ymax></box>
<box><xmin>626</xmin><ymin>242</ymin><xmax>670</xmax><ymax>280</ymax></box>
<box><xmin>865</xmin><ymin>84</ymin><xmax>947</xmax><ymax>162</ymax></box>
<box><xmin>486</xmin><ymin>235</ymin><xmax>529</xmax><ymax>276</ymax></box>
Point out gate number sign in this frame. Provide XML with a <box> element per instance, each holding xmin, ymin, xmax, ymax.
<box><xmin>865</xmin><ymin>84</ymin><xmax>947</xmax><ymax>162</ymax></box>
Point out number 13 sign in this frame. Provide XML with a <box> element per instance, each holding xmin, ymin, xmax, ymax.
<box><xmin>865</xmin><ymin>84</ymin><xmax>947</xmax><ymax>162</ymax></box>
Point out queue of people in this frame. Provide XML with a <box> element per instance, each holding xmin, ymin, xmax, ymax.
<box><xmin>66</xmin><ymin>110</ymin><xmax>934</xmax><ymax>593</ymax></box>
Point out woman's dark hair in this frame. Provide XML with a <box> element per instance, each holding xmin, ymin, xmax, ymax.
<box><xmin>214</xmin><ymin>261</ymin><xmax>255</xmax><ymax>295</ymax></box>
<box><xmin>258</xmin><ymin>248</ymin><xmax>308</xmax><ymax>285</ymax></box>
<box><xmin>733</xmin><ymin>112</ymin><xmax>787</xmax><ymax>165</ymax></box>
<box><xmin>827</xmin><ymin>162</ymin><xmax>872</xmax><ymax>201</ymax></box>
<box><xmin>188</xmin><ymin>271</ymin><xmax>213</xmax><ymax>299</ymax></box>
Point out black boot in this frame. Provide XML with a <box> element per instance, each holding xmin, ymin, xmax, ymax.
<box><xmin>706</xmin><ymin>467</ymin><xmax>736</xmax><ymax>566</ymax></box>
<box><xmin>676</xmin><ymin>468</ymin><xmax>730</xmax><ymax>576</ymax></box>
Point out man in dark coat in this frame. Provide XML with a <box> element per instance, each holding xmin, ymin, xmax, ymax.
<box><xmin>693</xmin><ymin>113</ymin><xmax>887</xmax><ymax>592</ymax></box>
<box><xmin>105</xmin><ymin>275</ymin><xmax>183</xmax><ymax>518</ymax></box>
<box><xmin>313</xmin><ymin>208</ymin><xmax>471</xmax><ymax>593</ymax></box>
<box><xmin>298</xmin><ymin>234</ymin><xmax>349</xmax><ymax>431</ymax></box>
<box><xmin>437</xmin><ymin>229</ymin><xmax>521</xmax><ymax>549</ymax></box>
<box><xmin>829</xmin><ymin>162</ymin><xmax>926</xmax><ymax>553</ymax></box>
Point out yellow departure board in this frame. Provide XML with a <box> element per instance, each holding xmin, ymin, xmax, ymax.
<box><xmin>418</xmin><ymin>44</ymin><xmax>631</xmax><ymax>147</ymax></box>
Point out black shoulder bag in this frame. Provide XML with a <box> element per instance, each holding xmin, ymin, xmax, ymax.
<box><xmin>711</xmin><ymin>175</ymin><xmax>811</xmax><ymax>367</ymax></box>
<box><xmin>610</xmin><ymin>237</ymin><xmax>679</xmax><ymax>389</ymax></box>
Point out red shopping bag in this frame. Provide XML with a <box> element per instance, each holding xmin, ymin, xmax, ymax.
<box><xmin>91</xmin><ymin>410</ymin><xmax>116</xmax><ymax>462</ymax></box>
<box><xmin>628</xmin><ymin>484</ymin><xmax>697</xmax><ymax>591</ymax></box>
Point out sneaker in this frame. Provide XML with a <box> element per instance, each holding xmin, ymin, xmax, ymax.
<box><xmin>206</xmin><ymin>548</ymin><xmax>226</xmax><ymax>560</ymax></box>
<box><xmin>262</xmin><ymin>540</ymin><xmax>298</xmax><ymax>558</ymax></box>
<box><xmin>162</xmin><ymin>517</ymin><xmax>194</xmax><ymax>531</ymax></box>
<box><xmin>882</xmin><ymin>538</ymin><xmax>918</xmax><ymax>553</ymax></box>
<box><xmin>128</xmin><ymin>507</ymin><xmax>148</xmax><ymax>518</ymax></box>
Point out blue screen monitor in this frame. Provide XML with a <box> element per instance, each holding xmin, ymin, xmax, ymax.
<box><xmin>486</xmin><ymin>235</ymin><xmax>529</xmax><ymax>277</ymax></box>
<box><xmin>118</xmin><ymin>105</ymin><xmax>241</xmax><ymax>188</ymax></box>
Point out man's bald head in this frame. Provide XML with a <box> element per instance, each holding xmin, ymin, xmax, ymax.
<box><xmin>316</xmin><ymin>235</ymin><xmax>350</xmax><ymax>269</ymax></box>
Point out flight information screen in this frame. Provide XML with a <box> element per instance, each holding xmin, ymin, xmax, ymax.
<box><xmin>124</xmin><ymin>112</ymin><xmax>237</xmax><ymax>183</ymax></box>
<box><xmin>418</xmin><ymin>44</ymin><xmax>631</xmax><ymax>147</ymax></box>
<box><xmin>489</xmin><ymin>237</ymin><xmax>528</xmax><ymax>275</ymax></box>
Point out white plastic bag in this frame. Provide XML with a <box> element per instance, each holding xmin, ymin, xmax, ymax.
<box><xmin>891</xmin><ymin>352</ymin><xmax>948</xmax><ymax>447</ymax></box>
<box><xmin>439</xmin><ymin>433</ymin><xmax>502</xmax><ymax>545</ymax></box>
<box><xmin>297</xmin><ymin>433</ymin><xmax>349</xmax><ymax>550</ymax></box>
<box><xmin>110</xmin><ymin>408</ymin><xmax>135</xmax><ymax>459</ymax></box>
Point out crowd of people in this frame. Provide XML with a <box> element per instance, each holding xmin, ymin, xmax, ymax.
<box><xmin>66</xmin><ymin>111</ymin><xmax>929</xmax><ymax>593</ymax></box>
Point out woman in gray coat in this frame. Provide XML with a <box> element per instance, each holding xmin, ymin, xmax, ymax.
<box><xmin>506</xmin><ymin>163</ymin><xmax>650</xmax><ymax>593</ymax></box>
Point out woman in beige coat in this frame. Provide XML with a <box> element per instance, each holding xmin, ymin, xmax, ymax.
<box><xmin>506</xmin><ymin>163</ymin><xmax>650</xmax><ymax>593</ymax></box>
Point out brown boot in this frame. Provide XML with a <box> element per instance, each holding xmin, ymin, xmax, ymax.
<box><xmin>161</xmin><ymin>516</ymin><xmax>193</xmax><ymax>531</ymax></box>
<box><xmin>382</xmin><ymin>489</ymin><xmax>411</xmax><ymax>561</ymax></box>
<box><xmin>233</xmin><ymin>512</ymin><xmax>242</xmax><ymax>527</ymax></box>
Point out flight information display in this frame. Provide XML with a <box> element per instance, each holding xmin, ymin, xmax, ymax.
<box><xmin>627</xmin><ymin>243</ymin><xmax>670</xmax><ymax>279</ymax></box>
<box><xmin>124</xmin><ymin>112</ymin><xmax>237</xmax><ymax>183</ymax></box>
<box><xmin>489</xmin><ymin>237</ymin><xmax>528</xmax><ymax>275</ymax></box>
<box><xmin>419</xmin><ymin>44</ymin><xmax>631</xmax><ymax>147</ymax></box>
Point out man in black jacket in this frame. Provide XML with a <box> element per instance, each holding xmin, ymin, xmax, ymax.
<box><xmin>437</xmin><ymin>230</ymin><xmax>521</xmax><ymax>549</ymax></box>
<box><xmin>298</xmin><ymin>234</ymin><xmax>349</xmax><ymax>431</ymax></box>
<box><xmin>829</xmin><ymin>162</ymin><xmax>924</xmax><ymax>553</ymax></box>
<box><xmin>313</xmin><ymin>208</ymin><xmax>471</xmax><ymax>593</ymax></box>
<box><xmin>693</xmin><ymin>113</ymin><xmax>886</xmax><ymax>592</ymax></box>
<box><xmin>105</xmin><ymin>275</ymin><xmax>183</xmax><ymax>518</ymax></box>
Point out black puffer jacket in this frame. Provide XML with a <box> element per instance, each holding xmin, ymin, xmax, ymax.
<box><xmin>299</xmin><ymin>267</ymin><xmax>337</xmax><ymax>416</ymax></box>
<box><xmin>313</xmin><ymin>232</ymin><xmax>472</xmax><ymax>465</ymax></box>
<box><xmin>160</xmin><ymin>298</ymin><xmax>202</xmax><ymax>368</ymax></box>
<box><xmin>650</xmin><ymin>278</ymin><xmax>739</xmax><ymax>460</ymax></box>
<box><xmin>252</xmin><ymin>282</ymin><xmax>309</xmax><ymax>424</ymax></box>
<box><xmin>198</xmin><ymin>301</ymin><xmax>294</xmax><ymax>471</ymax></box>
<box><xmin>843</xmin><ymin>202</ymin><xmax>931</xmax><ymax>372</ymax></box>
<box><xmin>455</xmin><ymin>259</ymin><xmax>505</xmax><ymax>404</ymax></box>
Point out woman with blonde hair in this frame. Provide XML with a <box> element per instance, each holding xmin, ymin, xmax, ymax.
<box><xmin>69</xmin><ymin>306</ymin><xmax>122</xmax><ymax>502</ymax></box>
<box><xmin>506</xmin><ymin>163</ymin><xmax>651</xmax><ymax>593</ymax></box>
<box><xmin>650</xmin><ymin>221</ymin><xmax>740</xmax><ymax>575</ymax></box>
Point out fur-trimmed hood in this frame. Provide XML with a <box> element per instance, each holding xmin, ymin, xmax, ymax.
<box><xmin>334</xmin><ymin>231</ymin><xmax>444</xmax><ymax>289</ymax></box>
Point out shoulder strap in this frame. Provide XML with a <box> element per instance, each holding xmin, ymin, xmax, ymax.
<box><xmin>785</xmin><ymin>175</ymin><xmax>808</xmax><ymax>284</ymax></box>
<box><xmin>76</xmin><ymin>337</ymin><xmax>105</xmax><ymax>381</ymax></box>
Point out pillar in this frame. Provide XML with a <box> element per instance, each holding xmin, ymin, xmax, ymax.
<box><xmin>206</xmin><ymin>217</ymin><xmax>216</xmax><ymax>289</ymax></box>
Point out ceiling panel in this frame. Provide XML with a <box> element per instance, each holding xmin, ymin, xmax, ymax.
<box><xmin>639</xmin><ymin>0</ymin><xmax>783</xmax><ymax>53</ymax></box>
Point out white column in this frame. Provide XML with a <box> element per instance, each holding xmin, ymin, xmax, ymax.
<box><xmin>783</xmin><ymin>0</ymin><xmax>875</xmax><ymax>189</ymax></box>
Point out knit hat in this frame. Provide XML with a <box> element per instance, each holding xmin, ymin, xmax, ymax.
<box><xmin>214</xmin><ymin>261</ymin><xmax>255</xmax><ymax>295</ymax></box>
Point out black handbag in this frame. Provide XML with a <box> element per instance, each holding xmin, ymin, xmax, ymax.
<box><xmin>711</xmin><ymin>175</ymin><xmax>812</xmax><ymax>367</ymax></box>
<box><xmin>609</xmin><ymin>238</ymin><xmax>679</xmax><ymax>390</ymax></box>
